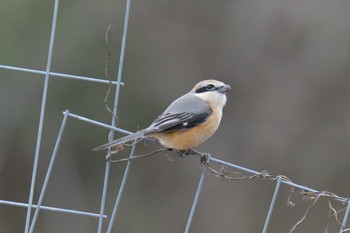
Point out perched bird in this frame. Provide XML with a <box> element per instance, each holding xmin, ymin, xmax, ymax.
<box><xmin>93</xmin><ymin>80</ymin><xmax>230</xmax><ymax>152</ymax></box>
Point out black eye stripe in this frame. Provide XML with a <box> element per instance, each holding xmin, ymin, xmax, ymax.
<box><xmin>195</xmin><ymin>86</ymin><xmax>209</xmax><ymax>93</ymax></box>
<box><xmin>195</xmin><ymin>84</ymin><xmax>217</xmax><ymax>93</ymax></box>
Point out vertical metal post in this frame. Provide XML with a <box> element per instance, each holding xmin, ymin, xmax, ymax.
<box><xmin>106</xmin><ymin>145</ymin><xmax>137</xmax><ymax>233</ymax></box>
<box><xmin>262</xmin><ymin>178</ymin><xmax>282</xmax><ymax>233</ymax></box>
<box><xmin>97</xmin><ymin>0</ymin><xmax>132</xmax><ymax>231</ymax></box>
<box><xmin>97</xmin><ymin>161</ymin><xmax>111</xmax><ymax>233</ymax></box>
<box><xmin>29</xmin><ymin>111</ymin><xmax>69</xmax><ymax>233</ymax></box>
<box><xmin>24</xmin><ymin>0</ymin><xmax>59</xmax><ymax>232</ymax></box>
<box><xmin>184</xmin><ymin>158</ymin><xmax>210</xmax><ymax>233</ymax></box>
<box><xmin>340</xmin><ymin>201</ymin><xmax>350</xmax><ymax>233</ymax></box>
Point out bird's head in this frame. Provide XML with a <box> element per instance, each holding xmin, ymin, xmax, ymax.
<box><xmin>191</xmin><ymin>80</ymin><xmax>231</xmax><ymax>109</ymax></box>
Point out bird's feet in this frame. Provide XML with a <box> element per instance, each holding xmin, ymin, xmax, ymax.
<box><xmin>173</xmin><ymin>149</ymin><xmax>185</xmax><ymax>158</ymax></box>
<box><xmin>172</xmin><ymin>149</ymin><xmax>210</xmax><ymax>165</ymax></box>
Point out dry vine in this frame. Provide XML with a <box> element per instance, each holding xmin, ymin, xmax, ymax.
<box><xmin>104</xmin><ymin>23</ymin><xmax>118</xmax><ymax>121</ymax></box>
<box><xmin>105</xmin><ymin>146</ymin><xmax>349</xmax><ymax>232</ymax></box>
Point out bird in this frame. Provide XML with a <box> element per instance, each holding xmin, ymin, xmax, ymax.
<box><xmin>93</xmin><ymin>79</ymin><xmax>230</xmax><ymax>152</ymax></box>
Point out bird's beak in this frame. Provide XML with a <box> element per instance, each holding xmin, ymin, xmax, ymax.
<box><xmin>217</xmin><ymin>84</ymin><xmax>231</xmax><ymax>93</ymax></box>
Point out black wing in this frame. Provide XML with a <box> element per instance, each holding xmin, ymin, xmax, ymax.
<box><xmin>146</xmin><ymin>94</ymin><xmax>212</xmax><ymax>134</ymax></box>
<box><xmin>150</xmin><ymin>112</ymin><xmax>210</xmax><ymax>133</ymax></box>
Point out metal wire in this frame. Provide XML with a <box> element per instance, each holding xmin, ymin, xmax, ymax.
<box><xmin>28</xmin><ymin>110</ymin><xmax>69</xmax><ymax>233</ymax></box>
<box><xmin>184</xmin><ymin>156</ymin><xmax>210</xmax><ymax>233</ymax></box>
<box><xmin>210</xmin><ymin>157</ymin><xmax>349</xmax><ymax>203</ymax></box>
<box><xmin>66</xmin><ymin>114</ymin><xmax>350</xmax><ymax>232</ymax></box>
<box><xmin>262</xmin><ymin>178</ymin><xmax>282</xmax><ymax>233</ymax></box>
<box><xmin>107</xmin><ymin>144</ymin><xmax>137</xmax><ymax>233</ymax></box>
<box><xmin>340</xmin><ymin>201</ymin><xmax>350</xmax><ymax>233</ymax></box>
<box><xmin>0</xmin><ymin>65</ymin><xmax>124</xmax><ymax>85</ymax></box>
<box><xmin>6</xmin><ymin>109</ymin><xmax>350</xmax><ymax>232</ymax></box>
<box><xmin>24</xmin><ymin>0</ymin><xmax>59</xmax><ymax>232</ymax></box>
<box><xmin>0</xmin><ymin>200</ymin><xmax>106</xmax><ymax>219</ymax></box>
<box><xmin>98</xmin><ymin>0</ymin><xmax>132</xmax><ymax>232</ymax></box>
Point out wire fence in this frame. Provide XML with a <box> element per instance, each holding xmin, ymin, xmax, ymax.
<box><xmin>1</xmin><ymin>0</ymin><xmax>349</xmax><ymax>232</ymax></box>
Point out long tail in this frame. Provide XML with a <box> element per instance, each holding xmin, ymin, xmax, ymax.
<box><xmin>93</xmin><ymin>129</ymin><xmax>148</xmax><ymax>151</ymax></box>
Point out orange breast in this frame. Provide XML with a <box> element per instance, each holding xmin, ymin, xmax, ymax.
<box><xmin>152</xmin><ymin>107</ymin><xmax>222</xmax><ymax>150</ymax></box>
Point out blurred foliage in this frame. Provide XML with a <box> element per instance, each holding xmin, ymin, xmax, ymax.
<box><xmin>1</xmin><ymin>0</ymin><xmax>350</xmax><ymax>232</ymax></box>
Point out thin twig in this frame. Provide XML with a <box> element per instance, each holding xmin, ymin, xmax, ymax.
<box><xmin>289</xmin><ymin>204</ymin><xmax>313</xmax><ymax>233</ymax></box>
<box><xmin>103</xmin><ymin>23</ymin><xmax>118</xmax><ymax>120</ymax></box>
<box><xmin>287</xmin><ymin>187</ymin><xmax>296</xmax><ymax>208</ymax></box>
<box><xmin>324</xmin><ymin>209</ymin><xmax>330</xmax><ymax>233</ymax></box>
<box><xmin>191</xmin><ymin>153</ymin><xmax>349</xmax><ymax>233</ymax></box>
<box><xmin>300</xmin><ymin>190</ymin><xmax>342</xmax><ymax>202</ymax></box>
<box><xmin>330</xmin><ymin>206</ymin><xmax>348</xmax><ymax>218</ymax></box>
<box><xmin>108</xmin><ymin>148</ymin><xmax>170</xmax><ymax>163</ymax></box>
<box><xmin>289</xmin><ymin>192</ymin><xmax>323</xmax><ymax>233</ymax></box>
<box><xmin>106</xmin><ymin>145</ymin><xmax>350</xmax><ymax>232</ymax></box>
<box><xmin>328</xmin><ymin>200</ymin><xmax>344</xmax><ymax>227</ymax></box>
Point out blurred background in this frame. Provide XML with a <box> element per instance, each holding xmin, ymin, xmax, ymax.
<box><xmin>1</xmin><ymin>0</ymin><xmax>350</xmax><ymax>232</ymax></box>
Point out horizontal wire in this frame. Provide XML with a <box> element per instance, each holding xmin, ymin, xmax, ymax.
<box><xmin>0</xmin><ymin>199</ymin><xmax>107</xmax><ymax>219</ymax></box>
<box><xmin>65</xmin><ymin>110</ymin><xmax>350</xmax><ymax>204</ymax></box>
<box><xmin>210</xmin><ymin>157</ymin><xmax>349</xmax><ymax>203</ymax></box>
<box><xmin>66</xmin><ymin>112</ymin><xmax>132</xmax><ymax>135</ymax></box>
<box><xmin>0</xmin><ymin>64</ymin><xmax>124</xmax><ymax>85</ymax></box>
<box><xmin>1</xmin><ymin>109</ymin><xmax>348</xmax><ymax>228</ymax></box>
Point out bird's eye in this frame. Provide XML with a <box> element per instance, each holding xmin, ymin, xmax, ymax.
<box><xmin>206</xmin><ymin>84</ymin><xmax>215</xmax><ymax>90</ymax></box>
<box><xmin>195</xmin><ymin>84</ymin><xmax>216</xmax><ymax>93</ymax></box>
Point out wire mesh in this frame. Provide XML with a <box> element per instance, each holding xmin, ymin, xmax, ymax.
<box><xmin>0</xmin><ymin>0</ymin><xmax>349</xmax><ymax>233</ymax></box>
